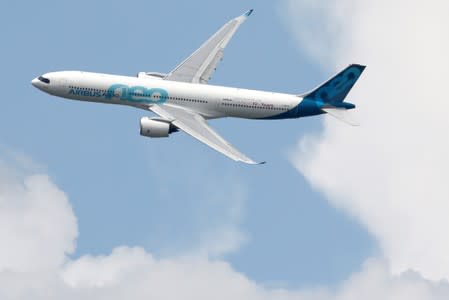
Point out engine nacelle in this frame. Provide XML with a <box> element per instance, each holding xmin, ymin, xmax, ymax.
<box><xmin>140</xmin><ymin>117</ymin><xmax>178</xmax><ymax>138</ymax></box>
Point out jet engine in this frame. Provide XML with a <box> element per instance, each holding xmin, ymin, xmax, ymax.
<box><xmin>140</xmin><ymin>117</ymin><xmax>178</xmax><ymax>138</ymax></box>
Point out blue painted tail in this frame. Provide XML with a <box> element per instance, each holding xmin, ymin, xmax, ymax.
<box><xmin>303</xmin><ymin>64</ymin><xmax>366</xmax><ymax>104</ymax></box>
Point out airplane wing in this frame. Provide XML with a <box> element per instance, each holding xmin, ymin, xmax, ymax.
<box><xmin>149</xmin><ymin>104</ymin><xmax>264</xmax><ymax>165</ymax></box>
<box><xmin>164</xmin><ymin>9</ymin><xmax>253</xmax><ymax>84</ymax></box>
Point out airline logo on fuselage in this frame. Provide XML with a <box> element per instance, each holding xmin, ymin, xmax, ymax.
<box><xmin>68</xmin><ymin>89</ymin><xmax>105</xmax><ymax>97</ymax></box>
<box><xmin>68</xmin><ymin>84</ymin><xmax>168</xmax><ymax>104</ymax></box>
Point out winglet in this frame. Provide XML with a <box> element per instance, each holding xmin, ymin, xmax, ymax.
<box><xmin>244</xmin><ymin>159</ymin><xmax>266</xmax><ymax>165</ymax></box>
<box><xmin>244</xmin><ymin>9</ymin><xmax>254</xmax><ymax>17</ymax></box>
<box><xmin>238</xmin><ymin>157</ymin><xmax>266</xmax><ymax>165</ymax></box>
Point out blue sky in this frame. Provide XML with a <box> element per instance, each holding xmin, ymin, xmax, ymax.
<box><xmin>1</xmin><ymin>0</ymin><xmax>376</xmax><ymax>288</ymax></box>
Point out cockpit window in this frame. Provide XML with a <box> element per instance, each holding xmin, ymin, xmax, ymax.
<box><xmin>38</xmin><ymin>76</ymin><xmax>50</xmax><ymax>84</ymax></box>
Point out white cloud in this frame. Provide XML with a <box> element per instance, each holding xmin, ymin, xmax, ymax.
<box><xmin>285</xmin><ymin>0</ymin><xmax>449</xmax><ymax>281</ymax></box>
<box><xmin>0</xmin><ymin>159</ymin><xmax>77</xmax><ymax>273</ymax></box>
<box><xmin>0</xmin><ymin>149</ymin><xmax>448</xmax><ymax>299</ymax></box>
<box><xmin>60</xmin><ymin>247</ymin><xmax>264</xmax><ymax>300</ymax></box>
<box><xmin>59</xmin><ymin>252</ymin><xmax>449</xmax><ymax>300</ymax></box>
<box><xmin>330</xmin><ymin>259</ymin><xmax>449</xmax><ymax>300</ymax></box>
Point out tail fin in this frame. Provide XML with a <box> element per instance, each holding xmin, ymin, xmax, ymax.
<box><xmin>303</xmin><ymin>64</ymin><xmax>366</xmax><ymax>104</ymax></box>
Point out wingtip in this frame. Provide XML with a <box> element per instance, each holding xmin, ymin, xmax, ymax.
<box><xmin>243</xmin><ymin>159</ymin><xmax>266</xmax><ymax>165</ymax></box>
<box><xmin>244</xmin><ymin>9</ymin><xmax>254</xmax><ymax>17</ymax></box>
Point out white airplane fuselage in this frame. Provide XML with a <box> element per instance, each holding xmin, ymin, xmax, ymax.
<box><xmin>32</xmin><ymin>71</ymin><xmax>313</xmax><ymax>120</ymax></box>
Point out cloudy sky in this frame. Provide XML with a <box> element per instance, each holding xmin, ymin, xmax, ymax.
<box><xmin>1</xmin><ymin>0</ymin><xmax>448</xmax><ymax>299</ymax></box>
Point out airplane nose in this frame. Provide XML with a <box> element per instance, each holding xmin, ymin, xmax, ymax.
<box><xmin>31</xmin><ymin>78</ymin><xmax>39</xmax><ymax>87</ymax></box>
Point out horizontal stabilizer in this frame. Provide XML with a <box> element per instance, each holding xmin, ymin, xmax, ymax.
<box><xmin>321</xmin><ymin>107</ymin><xmax>359</xmax><ymax>126</ymax></box>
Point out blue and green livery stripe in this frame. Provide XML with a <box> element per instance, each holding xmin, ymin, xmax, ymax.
<box><xmin>68</xmin><ymin>84</ymin><xmax>169</xmax><ymax>104</ymax></box>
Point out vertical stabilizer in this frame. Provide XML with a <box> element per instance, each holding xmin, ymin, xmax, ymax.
<box><xmin>303</xmin><ymin>64</ymin><xmax>366</xmax><ymax>104</ymax></box>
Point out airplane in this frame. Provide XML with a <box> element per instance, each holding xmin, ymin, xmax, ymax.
<box><xmin>31</xmin><ymin>9</ymin><xmax>365</xmax><ymax>165</ymax></box>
